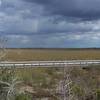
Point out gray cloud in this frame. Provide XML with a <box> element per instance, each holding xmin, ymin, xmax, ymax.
<box><xmin>1</xmin><ymin>0</ymin><xmax>100</xmax><ymax>36</ymax></box>
<box><xmin>1</xmin><ymin>0</ymin><xmax>100</xmax><ymax>47</ymax></box>
<box><xmin>24</xmin><ymin>0</ymin><xmax>100</xmax><ymax>20</ymax></box>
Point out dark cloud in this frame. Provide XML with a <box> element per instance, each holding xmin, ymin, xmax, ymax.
<box><xmin>1</xmin><ymin>0</ymin><xmax>100</xmax><ymax>47</ymax></box>
<box><xmin>24</xmin><ymin>0</ymin><xmax>100</xmax><ymax>20</ymax></box>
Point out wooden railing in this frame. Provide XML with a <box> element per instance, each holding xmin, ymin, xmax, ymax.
<box><xmin>0</xmin><ymin>60</ymin><xmax>100</xmax><ymax>68</ymax></box>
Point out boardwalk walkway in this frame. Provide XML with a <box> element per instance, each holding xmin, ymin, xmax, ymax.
<box><xmin>0</xmin><ymin>60</ymin><xmax>100</xmax><ymax>68</ymax></box>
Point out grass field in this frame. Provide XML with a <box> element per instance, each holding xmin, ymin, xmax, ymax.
<box><xmin>3</xmin><ymin>48</ymin><xmax>100</xmax><ymax>61</ymax></box>
<box><xmin>1</xmin><ymin>66</ymin><xmax>99</xmax><ymax>99</ymax></box>
<box><xmin>0</xmin><ymin>48</ymin><xmax>100</xmax><ymax>99</ymax></box>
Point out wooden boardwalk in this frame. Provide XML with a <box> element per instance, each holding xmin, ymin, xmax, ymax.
<box><xmin>0</xmin><ymin>60</ymin><xmax>100</xmax><ymax>68</ymax></box>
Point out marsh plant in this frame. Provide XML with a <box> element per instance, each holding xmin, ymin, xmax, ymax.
<box><xmin>0</xmin><ymin>77</ymin><xmax>21</xmax><ymax>100</ymax></box>
<box><xmin>0</xmin><ymin>68</ymin><xmax>22</xmax><ymax>100</ymax></box>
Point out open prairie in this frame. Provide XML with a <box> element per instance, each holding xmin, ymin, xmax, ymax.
<box><xmin>3</xmin><ymin>48</ymin><xmax>100</xmax><ymax>61</ymax></box>
<box><xmin>0</xmin><ymin>49</ymin><xmax>100</xmax><ymax>100</ymax></box>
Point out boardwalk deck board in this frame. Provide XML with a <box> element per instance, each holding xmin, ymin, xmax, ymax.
<box><xmin>0</xmin><ymin>60</ymin><xmax>100</xmax><ymax>68</ymax></box>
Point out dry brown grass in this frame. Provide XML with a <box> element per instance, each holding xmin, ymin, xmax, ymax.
<box><xmin>3</xmin><ymin>48</ymin><xmax>100</xmax><ymax>61</ymax></box>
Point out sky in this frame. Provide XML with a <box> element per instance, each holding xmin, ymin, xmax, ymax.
<box><xmin>1</xmin><ymin>0</ymin><xmax>100</xmax><ymax>48</ymax></box>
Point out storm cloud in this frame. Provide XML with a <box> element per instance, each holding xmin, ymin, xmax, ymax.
<box><xmin>24</xmin><ymin>0</ymin><xmax>100</xmax><ymax>20</ymax></box>
<box><xmin>1</xmin><ymin>0</ymin><xmax>100</xmax><ymax>48</ymax></box>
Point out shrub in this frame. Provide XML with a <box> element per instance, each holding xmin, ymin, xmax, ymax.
<box><xmin>96</xmin><ymin>89</ymin><xmax>100</xmax><ymax>100</ymax></box>
<box><xmin>15</xmin><ymin>93</ymin><xmax>32</xmax><ymax>100</ymax></box>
